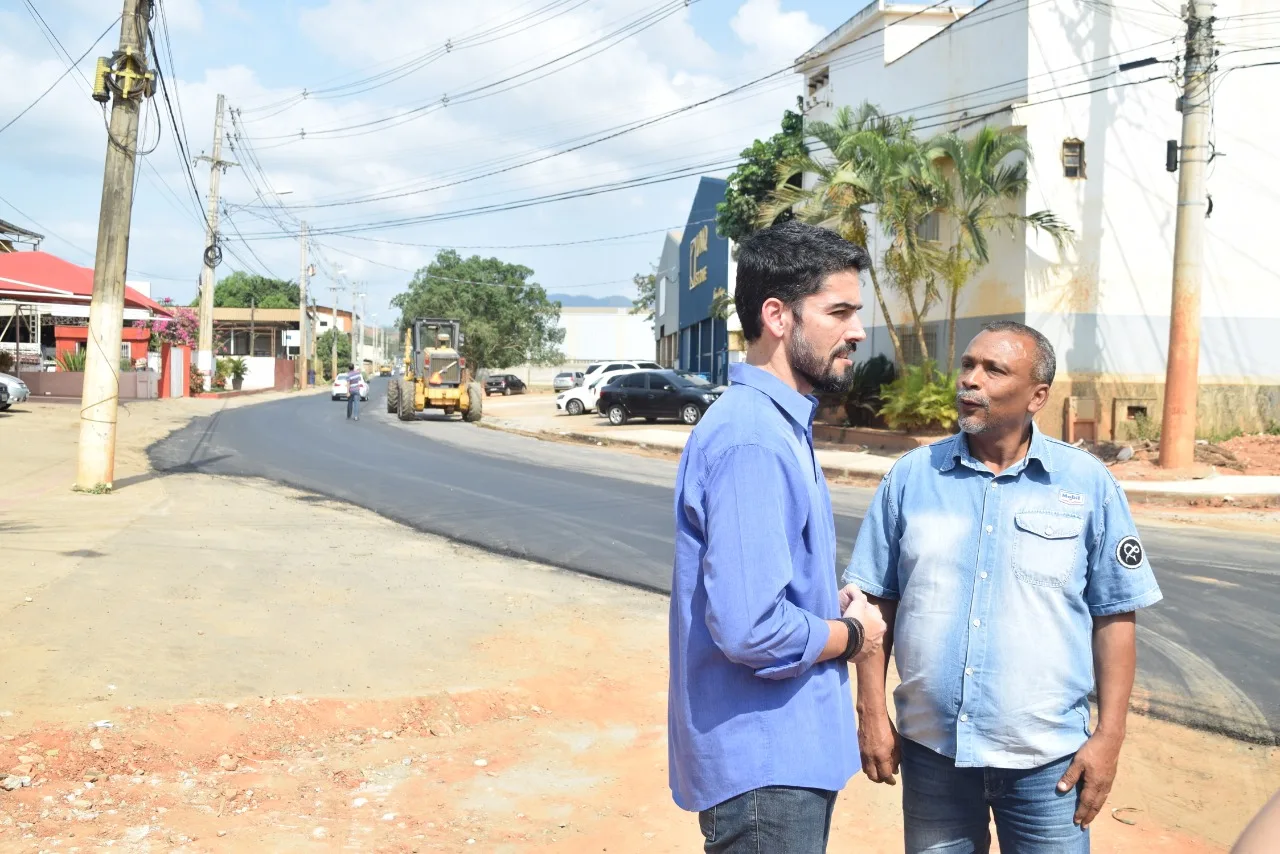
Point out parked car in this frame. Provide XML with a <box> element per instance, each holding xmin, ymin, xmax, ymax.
<box><xmin>552</xmin><ymin>371</ymin><xmax>584</xmax><ymax>391</ymax></box>
<box><xmin>555</xmin><ymin>368</ymin><xmax>636</xmax><ymax>416</ymax></box>
<box><xmin>0</xmin><ymin>383</ymin><xmax>8</xmax><ymax>410</ymax></box>
<box><xmin>331</xmin><ymin>375</ymin><xmax>369</xmax><ymax>401</ymax></box>
<box><xmin>596</xmin><ymin>370</ymin><xmax>725</xmax><ymax>426</ymax></box>
<box><xmin>0</xmin><ymin>373</ymin><xmax>30</xmax><ymax>411</ymax></box>
<box><xmin>582</xmin><ymin>360</ymin><xmax>662</xmax><ymax>382</ymax></box>
<box><xmin>485</xmin><ymin>374</ymin><xmax>527</xmax><ymax>396</ymax></box>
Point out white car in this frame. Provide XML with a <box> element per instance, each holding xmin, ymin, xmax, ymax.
<box><xmin>0</xmin><ymin>373</ymin><xmax>30</xmax><ymax>410</ymax></box>
<box><xmin>581</xmin><ymin>360</ymin><xmax>662</xmax><ymax>383</ymax></box>
<box><xmin>556</xmin><ymin>368</ymin><xmax>639</xmax><ymax>416</ymax></box>
<box><xmin>331</xmin><ymin>375</ymin><xmax>369</xmax><ymax>401</ymax></box>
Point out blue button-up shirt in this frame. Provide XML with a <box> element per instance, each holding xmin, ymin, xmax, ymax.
<box><xmin>668</xmin><ymin>363</ymin><xmax>859</xmax><ymax>812</ymax></box>
<box><xmin>845</xmin><ymin>425</ymin><xmax>1162</xmax><ymax>769</ymax></box>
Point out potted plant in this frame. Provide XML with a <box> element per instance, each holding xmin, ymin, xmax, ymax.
<box><xmin>226</xmin><ymin>357</ymin><xmax>248</xmax><ymax>391</ymax></box>
<box><xmin>213</xmin><ymin>358</ymin><xmax>230</xmax><ymax>390</ymax></box>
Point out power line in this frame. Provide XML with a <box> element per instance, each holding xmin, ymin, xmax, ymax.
<box><xmin>0</xmin><ymin>15</ymin><xmax>120</xmax><ymax>136</ymax></box>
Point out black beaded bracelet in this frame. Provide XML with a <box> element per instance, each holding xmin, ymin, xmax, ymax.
<box><xmin>840</xmin><ymin>617</ymin><xmax>864</xmax><ymax>661</ymax></box>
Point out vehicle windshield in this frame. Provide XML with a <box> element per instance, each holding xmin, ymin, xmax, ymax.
<box><xmin>670</xmin><ymin>372</ymin><xmax>714</xmax><ymax>388</ymax></box>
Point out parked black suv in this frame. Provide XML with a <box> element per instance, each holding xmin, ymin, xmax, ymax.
<box><xmin>484</xmin><ymin>374</ymin><xmax>527</xmax><ymax>396</ymax></box>
<box><xmin>596</xmin><ymin>370</ymin><xmax>724</xmax><ymax>426</ymax></box>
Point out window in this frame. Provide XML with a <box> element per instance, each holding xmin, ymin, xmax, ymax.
<box><xmin>638</xmin><ymin>362</ymin><xmax>662</xmax><ymax>370</ymax></box>
<box><xmin>653</xmin><ymin>376</ymin><xmax>675</xmax><ymax>392</ymax></box>
<box><xmin>1062</xmin><ymin>139</ymin><xmax>1085</xmax><ymax>178</ymax></box>
<box><xmin>673</xmin><ymin>371</ymin><xmax>713</xmax><ymax>388</ymax></box>
<box><xmin>898</xmin><ymin>325</ymin><xmax>939</xmax><ymax>367</ymax></box>
<box><xmin>917</xmin><ymin>211</ymin><xmax>941</xmax><ymax>242</ymax></box>
<box><xmin>120</xmin><ymin>343</ymin><xmax>131</xmax><ymax>360</ymax></box>
<box><xmin>620</xmin><ymin>373</ymin><xmax>648</xmax><ymax>389</ymax></box>
<box><xmin>604</xmin><ymin>363</ymin><xmax>629</xmax><ymax>373</ymax></box>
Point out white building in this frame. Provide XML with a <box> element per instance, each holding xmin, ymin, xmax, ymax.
<box><xmin>507</xmin><ymin>305</ymin><xmax>655</xmax><ymax>386</ymax></box>
<box><xmin>798</xmin><ymin>0</ymin><xmax>1280</xmax><ymax>440</ymax></box>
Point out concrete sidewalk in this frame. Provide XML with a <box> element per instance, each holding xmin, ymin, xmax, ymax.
<box><xmin>480</xmin><ymin>396</ymin><xmax>1280</xmax><ymax>500</ymax></box>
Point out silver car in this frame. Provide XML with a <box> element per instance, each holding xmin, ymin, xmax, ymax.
<box><xmin>553</xmin><ymin>371</ymin><xmax>584</xmax><ymax>391</ymax></box>
<box><xmin>0</xmin><ymin>373</ymin><xmax>29</xmax><ymax>410</ymax></box>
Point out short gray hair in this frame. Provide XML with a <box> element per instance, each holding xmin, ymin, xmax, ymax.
<box><xmin>980</xmin><ymin>321</ymin><xmax>1056</xmax><ymax>386</ymax></box>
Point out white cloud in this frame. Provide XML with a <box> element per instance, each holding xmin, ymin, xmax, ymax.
<box><xmin>159</xmin><ymin>0</ymin><xmax>205</xmax><ymax>31</ymax></box>
<box><xmin>729</xmin><ymin>0</ymin><xmax>827</xmax><ymax>67</ymax></box>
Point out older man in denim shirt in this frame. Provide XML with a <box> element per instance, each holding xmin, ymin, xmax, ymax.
<box><xmin>669</xmin><ymin>222</ymin><xmax>888</xmax><ymax>853</ymax></box>
<box><xmin>845</xmin><ymin>322</ymin><xmax>1162</xmax><ymax>853</ymax></box>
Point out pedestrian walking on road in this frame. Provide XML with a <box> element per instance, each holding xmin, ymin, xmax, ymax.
<box><xmin>845</xmin><ymin>321</ymin><xmax>1163</xmax><ymax>854</ymax></box>
<box><xmin>345</xmin><ymin>363</ymin><xmax>363</xmax><ymax>421</ymax></box>
<box><xmin>668</xmin><ymin>221</ymin><xmax>887</xmax><ymax>853</ymax></box>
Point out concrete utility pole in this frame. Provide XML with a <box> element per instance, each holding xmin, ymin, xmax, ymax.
<box><xmin>1159</xmin><ymin>0</ymin><xmax>1215</xmax><ymax>469</ymax></box>
<box><xmin>296</xmin><ymin>221</ymin><xmax>309</xmax><ymax>389</ymax></box>
<box><xmin>196</xmin><ymin>93</ymin><xmax>234</xmax><ymax>391</ymax></box>
<box><xmin>76</xmin><ymin>0</ymin><xmax>155</xmax><ymax>491</ymax></box>
<box><xmin>328</xmin><ymin>283</ymin><xmax>340</xmax><ymax>379</ymax></box>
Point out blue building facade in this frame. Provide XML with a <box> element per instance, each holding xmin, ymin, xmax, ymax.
<box><xmin>677</xmin><ymin>177</ymin><xmax>731</xmax><ymax>386</ymax></box>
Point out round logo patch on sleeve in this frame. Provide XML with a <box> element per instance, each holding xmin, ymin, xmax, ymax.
<box><xmin>1116</xmin><ymin>536</ymin><xmax>1145</xmax><ymax>569</ymax></box>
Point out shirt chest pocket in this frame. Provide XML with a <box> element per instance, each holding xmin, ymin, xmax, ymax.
<box><xmin>1012</xmin><ymin>511</ymin><xmax>1085</xmax><ymax>588</ymax></box>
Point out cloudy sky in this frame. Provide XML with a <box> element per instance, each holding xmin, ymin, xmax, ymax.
<box><xmin>0</xmin><ymin>0</ymin><xmax>876</xmax><ymax>320</ymax></box>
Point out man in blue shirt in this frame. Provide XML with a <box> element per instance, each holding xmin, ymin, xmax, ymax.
<box><xmin>845</xmin><ymin>322</ymin><xmax>1163</xmax><ymax>853</ymax></box>
<box><xmin>669</xmin><ymin>221</ymin><xmax>888</xmax><ymax>852</ymax></box>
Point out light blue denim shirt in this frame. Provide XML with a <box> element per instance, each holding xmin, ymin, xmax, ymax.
<box><xmin>845</xmin><ymin>424</ymin><xmax>1162</xmax><ymax>769</ymax></box>
<box><xmin>669</xmin><ymin>363</ymin><xmax>859</xmax><ymax>812</ymax></box>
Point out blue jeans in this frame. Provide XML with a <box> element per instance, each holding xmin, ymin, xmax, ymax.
<box><xmin>901</xmin><ymin>739</ymin><xmax>1088</xmax><ymax>854</ymax></box>
<box><xmin>346</xmin><ymin>391</ymin><xmax>361</xmax><ymax>419</ymax></box>
<box><xmin>699</xmin><ymin>786</ymin><xmax>837</xmax><ymax>853</ymax></box>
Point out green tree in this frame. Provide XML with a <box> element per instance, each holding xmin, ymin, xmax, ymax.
<box><xmin>390</xmin><ymin>250</ymin><xmax>565</xmax><ymax>372</ymax></box>
<box><xmin>191</xmin><ymin>271</ymin><xmax>300</xmax><ymax>309</ymax></box>
<box><xmin>928</xmin><ymin>127</ymin><xmax>1073</xmax><ymax>367</ymax></box>
<box><xmin>630</xmin><ymin>271</ymin><xmax>657</xmax><ymax>322</ymax></box>
<box><xmin>716</xmin><ymin>109</ymin><xmax>808</xmax><ymax>244</ymax></box>
<box><xmin>316</xmin><ymin>328</ymin><xmax>352</xmax><ymax>380</ymax></box>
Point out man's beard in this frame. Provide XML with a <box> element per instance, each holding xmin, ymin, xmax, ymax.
<box><xmin>786</xmin><ymin>321</ymin><xmax>854</xmax><ymax>393</ymax></box>
<box><xmin>956</xmin><ymin>390</ymin><xmax>991</xmax><ymax>434</ymax></box>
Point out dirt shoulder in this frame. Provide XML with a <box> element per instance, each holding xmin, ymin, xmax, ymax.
<box><xmin>0</xmin><ymin>399</ymin><xmax>1274</xmax><ymax>851</ymax></box>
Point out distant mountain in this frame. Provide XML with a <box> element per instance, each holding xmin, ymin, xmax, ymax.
<box><xmin>550</xmin><ymin>293</ymin><xmax>633</xmax><ymax>308</ymax></box>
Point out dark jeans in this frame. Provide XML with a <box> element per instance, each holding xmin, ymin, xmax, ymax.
<box><xmin>901</xmin><ymin>738</ymin><xmax>1088</xmax><ymax>854</ymax></box>
<box><xmin>346</xmin><ymin>392</ymin><xmax>361</xmax><ymax>420</ymax></box>
<box><xmin>699</xmin><ymin>786</ymin><xmax>838</xmax><ymax>853</ymax></box>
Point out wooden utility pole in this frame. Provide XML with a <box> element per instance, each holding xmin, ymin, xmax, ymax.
<box><xmin>296</xmin><ymin>221</ymin><xmax>309</xmax><ymax>388</ymax></box>
<box><xmin>76</xmin><ymin>0</ymin><xmax>155</xmax><ymax>491</ymax></box>
<box><xmin>195</xmin><ymin>94</ymin><xmax>233</xmax><ymax>390</ymax></box>
<box><xmin>1159</xmin><ymin>1</ymin><xmax>1215</xmax><ymax>469</ymax></box>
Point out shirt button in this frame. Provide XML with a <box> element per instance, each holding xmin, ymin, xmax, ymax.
<box><xmin>972</xmin><ymin>619</ymin><xmax>981</xmax><ymax>627</ymax></box>
<box><xmin>980</xmin><ymin>571</ymin><xmax>988</xmax><ymax>579</ymax></box>
<box><xmin>965</xmin><ymin>667</ymin><xmax>974</xmax><ymax>676</ymax></box>
<box><xmin>990</xmin><ymin>482</ymin><xmax>998</xmax><ymax>489</ymax></box>
<box><xmin>985</xmin><ymin>525</ymin><xmax>993</xmax><ymax>533</ymax></box>
<box><xmin>960</xmin><ymin>714</ymin><xmax>969</xmax><ymax>722</ymax></box>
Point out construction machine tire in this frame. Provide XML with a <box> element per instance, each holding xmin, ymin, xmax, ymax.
<box><xmin>386</xmin><ymin>380</ymin><xmax>400</xmax><ymax>413</ymax></box>
<box><xmin>397</xmin><ymin>379</ymin><xmax>415</xmax><ymax>421</ymax></box>
<box><xmin>463</xmin><ymin>382</ymin><xmax>484</xmax><ymax>423</ymax></box>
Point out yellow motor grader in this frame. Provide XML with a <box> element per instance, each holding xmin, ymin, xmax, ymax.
<box><xmin>386</xmin><ymin>318</ymin><xmax>482</xmax><ymax>422</ymax></box>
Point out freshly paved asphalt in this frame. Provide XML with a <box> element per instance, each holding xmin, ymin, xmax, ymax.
<box><xmin>150</xmin><ymin>378</ymin><xmax>1280</xmax><ymax>744</ymax></box>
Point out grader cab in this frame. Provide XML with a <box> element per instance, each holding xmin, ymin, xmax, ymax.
<box><xmin>386</xmin><ymin>318</ymin><xmax>483</xmax><ymax>422</ymax></box>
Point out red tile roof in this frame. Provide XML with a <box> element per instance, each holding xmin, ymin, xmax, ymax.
<box><xmin>0</xmin><ymin>251</ymin><xmax>172</xmax><ymax>314</ymax></box>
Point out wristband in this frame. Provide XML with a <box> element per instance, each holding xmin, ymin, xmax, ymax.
<box><xmin>840</xmin><ymin>617</ymin><xmax>864</xmax><ymax>661</ymax></box>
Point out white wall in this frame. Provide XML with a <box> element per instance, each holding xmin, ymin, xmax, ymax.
<box><xmin>557</xmin><ymin>307</ymin><xmax>653</xmax><ymax>362</ymax></box>
<box><xmin>241</xmin><ymin>356</ymin><xmax>278</xmax><ymax>391</ymax></box>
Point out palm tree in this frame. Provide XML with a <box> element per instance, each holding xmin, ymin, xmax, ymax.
<box><xmin>876</xmin><ymin>133</ymin><xmax>949</xmax><ymax>363</ymax></box>
<box><xmin>758</xmin><ymin>103</ymin><xmax>908</xmax><ymax>363</ymax></box>
<box><xmin>927</xmin><ymin>127</ymin><xmax>1074</xmax><ymax>367</ymax></box>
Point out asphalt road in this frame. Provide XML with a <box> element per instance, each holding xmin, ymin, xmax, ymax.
<box><xmin>150</xmin><ymin>379</ymin><xmax>1280</xmax><ymax>744</ymax></box>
